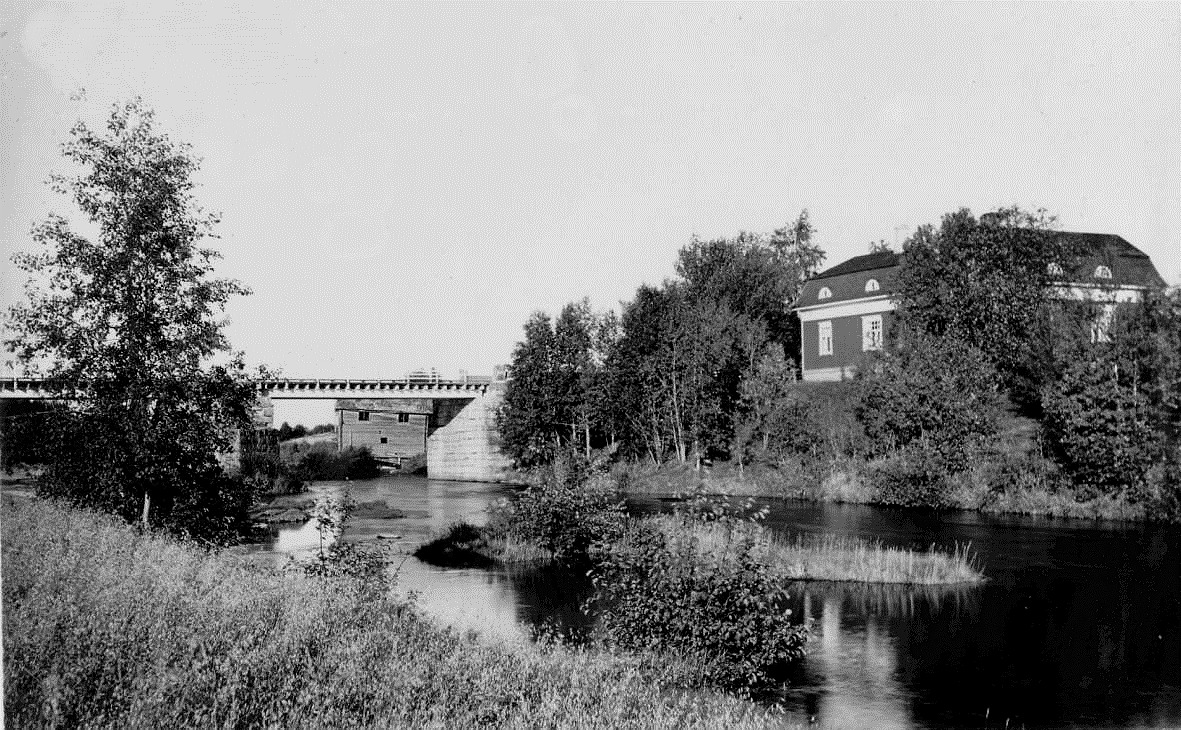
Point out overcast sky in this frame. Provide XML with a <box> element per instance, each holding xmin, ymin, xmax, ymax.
<box><xmin>4</xmin><ymin>3</ymin><xmax>1180</xmax><ymax>403</ymax></box>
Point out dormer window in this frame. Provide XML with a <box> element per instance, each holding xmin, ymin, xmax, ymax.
<box><xmin>1047</xmin><ymin>262</ymin><xmax>1063</xmax><ymax>277</ymax></box>
<box><xmin>864</xmin><ymin>279</ymin><xmax>880</xmax><ymax>293</ymax></box>
<box><xmin>818</xmin><ymin>286</ymin><xmax>833</xmax><ymax>300</ymax></box>
<box><xmin>1094</xmin><ymin>265</ymin><xmax>1112</xmax><ymax>280</ymax></box>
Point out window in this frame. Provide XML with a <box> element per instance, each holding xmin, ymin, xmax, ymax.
<box><xmin>358</xmin><ymin>411</ymin><xmax>370</xmax><ymax>421</ymax></box>
<box><xmin>818</xmin><ymin>286</ymin><xmax>832</xmax><ymax>300</ymax></box>
<box><xmin>864</xmin><ymin>279</ymin><xmax>880</xmax><ymax>293</ymax></box>
<box><xmin>1091</xmin><ymin>304</ymin><xmax>1115</xmax><ymax>344</ymax></box>
<box><xmin>818</xmin><ymin>321</ymin><xmax>833</xmax><ymax>356</ymax></box>
<box><xmin>397</xmin><ymin>413</ymin><xmax>410</xmax><ymax>423</ymax></box>
<box><xmin>862</xmin><ymin>314</ymin><xmax>883</xmax><ymax>351</ymax></box>
<box><xmin>379</xmin><ymin>436</ymin><xmax>388</xmax><ymax>444</ymax></box>
<box><xmin>1047</xmin><ymin>262</ymin><xmax>1064</xmax><ymax>277</ymax></box>
<box><xmin>1094</xmin><ymin>265</ymin><xmax>1112</xmax><ymax>279</ymax></box>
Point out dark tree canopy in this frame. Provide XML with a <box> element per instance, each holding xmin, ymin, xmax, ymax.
<box><xmin>4</xmin><ymin>99</ymin><xmax>256</xmax><ymax>542</ymax></box>
<box><xmin>501</xmin><ymin>212</ymin><xmax>824</xmax><ymax>468</ymax></box>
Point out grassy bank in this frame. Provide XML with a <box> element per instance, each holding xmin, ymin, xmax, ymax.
<box><xmin>2</xmin><ymin>496</ymin><xmax>791</xmax><ymax>729</ymax></box>
<box><xmin>419</xmin><ymin>514</ymin><xmax>983</xmax><ymax>586</ymax></box>
<box><xmin>645</xmin><ymin>515</ymin><xmax>982</xmax><ymax>585</ymax></box>
<box><xmin>617</xmin><ymin>458</ymin><xmax>1161</xmax><ymax>522</ymax></box>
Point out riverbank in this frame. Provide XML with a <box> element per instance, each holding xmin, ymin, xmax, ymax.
<box><xmin>418</xmin><ymin>513</ymin><xmax>984</xmax><ymax>586</ymax></box>
<box><xmin>1</xmin><ymin>495</ymin><xmax>794</xmax><ymax>729</ymax></box>
<box><xmin>614</xmin><ymin>459</ymin><xmax>1165</xmax><ymax>523</ymax></box>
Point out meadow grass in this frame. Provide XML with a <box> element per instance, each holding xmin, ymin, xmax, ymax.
<box><xmin>2</xmin><ymin>496</ymin><xmax>795</xmax><ymax>729</ymax></box>
<box><xmin>647</xmin><ymin>515</ymin><xmax>984</xmax><ymax>586</ymax></box>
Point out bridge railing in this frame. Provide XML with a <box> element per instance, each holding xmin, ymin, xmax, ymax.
<box><xmin>2</xmin><ymin>374</ymin><xmax>497</xmax><ymax>397</ymax></box>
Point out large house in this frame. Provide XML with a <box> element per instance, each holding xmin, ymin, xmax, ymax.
<box><xmin>795</xmin><ymin>232</ymin><xmax>1167</xmax><ymax>382</ymax></box>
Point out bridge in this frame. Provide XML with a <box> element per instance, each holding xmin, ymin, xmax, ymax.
<box><xmin>0</xmin><ymin>373</ymin><xmax>514</xmax><ymax>483</ymax></box>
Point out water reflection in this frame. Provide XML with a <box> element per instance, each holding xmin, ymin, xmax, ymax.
<box><xmin>242</xmin><ymin>477</ymin><xmax>1181</xmax><ymax>729</ymax></box>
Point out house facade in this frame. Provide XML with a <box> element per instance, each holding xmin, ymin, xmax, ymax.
<box><xmin>795</xmin><ymin>232</ymin><xmax>1166</xmax><ymax>383</ymax></box>
<box><xmin>796</xmin><ymin>250</ymin><xmax>899</xmax><ymax>382</ymax></box>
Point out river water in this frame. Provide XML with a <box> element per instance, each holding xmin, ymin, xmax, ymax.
<box><xmin>241</xmin><ymin>475</ymin><xmax>1181</xmax><ymax>729</ymax></box>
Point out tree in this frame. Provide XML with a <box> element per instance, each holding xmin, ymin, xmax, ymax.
<box><xmin>1041</xmin><ymin>356</ymin><xmax>1158</xmax><ymax>499</ymax></box>
<box><xmin>855</xmin><ymin>327</ymin><xmax>1003</xmax><ymax>473</ymax></box>
<box><xmin>4</xmin><ymin>99</ymin><xmax>255</xmax><ymax>542</ymax></box>
<box><xmin>498</xmin><ymin>300</ymin><xmax>616</xmax><ymax>467</ymax></box>
<box><xmin>498</xmin><ymin>311</ymin><xmax>560</xmax><ymax>467</ymax></box>
<box><xmin>894</xmin><ymin>206</ymin><xmax>1080</xmax><ymax>404</ymax></box>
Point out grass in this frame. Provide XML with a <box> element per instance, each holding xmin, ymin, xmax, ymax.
<box><xmin>418</xmin><ymin>514</ymin><xmax>983</xmax><ymax>586</ymax></box>
<box><xmin>2</xmin><ymin>496</ymin><xmax>795</xmax><ymax>729</ymax></box>
<box><xmin>647</xmin><ymin>515</ymin><xmax>984</xmax><ymax>586</ymax></box>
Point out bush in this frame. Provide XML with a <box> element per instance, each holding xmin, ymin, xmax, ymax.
<box><xmin>3</xmin><ymin>498</ymin><xmax>778</xmax><ymax>729</ymax></box>
<box><xmin>856</xmin><ymin>329</ymin><xmax>1002</xmax><ymax>472</ymax></box>
<box><xmin>589</xmin><ymin>513</ymin><xmax>807</xmax><ymax>691</ymax></box>
<box><xmin>490</xmin><ymin>453</ymin><xmax>624</xmax><ymax>564</ymax></box>
<box><xmin>1041</xmin><ymin>357</ymin><xmax>1160</xmax><ymax>500</ymax></box>
<box><xmin>290</xmin><ymin>444</ymin><xmax>381</xmax><ymax>481</ymax></box>
<box><xmin>870</xmin><ymin>446</ymin><xmax>952</xmax><ymax>508</ymax></box>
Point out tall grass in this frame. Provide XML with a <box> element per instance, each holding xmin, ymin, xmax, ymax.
<box><xmin>2</xmin><ymin>497</ymin><xmax>794</xmax><ymax>729</ymax></box>
<box><xmin>647</xmin><ymin>516</ymin><xmax>984</xmax><ymax>585</ymax></box>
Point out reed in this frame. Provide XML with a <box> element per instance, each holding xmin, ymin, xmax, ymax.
<box><xmin>647</xmin><ymin>515</ymin><xmax>984</xmax><ymax>585</ymax></box>
<box><xmin>2</xmin><ymin>497</ymin><xmax>794</xmax><ymax>729</ymax></box>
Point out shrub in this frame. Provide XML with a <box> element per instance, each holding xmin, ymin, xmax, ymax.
<box><xmin>1041</xmin><ymin>357</ymin><xmax>1160</xmax><ymax>500</ymax></box>
<box><xmin>290</xmin><ymin>444</ymin><xmax>381</xmax><ymax>481</ymax></box>
<box><xmin>589</xmin><ymin>513</ymin><xmax>807</xmax><ymax>691</ymax></box>
<box><xmin>3</xmin><ymin>498</ymin><xmax>779</xmax><ymax>729</ymax></box>
<box><xmin>856</xmin><ymin>329</ymin><xmax>1002</xmax><ymax>473</ymax></box>
<box><xmin>870</xmin><ymin>446</ymin><xmax>952</xmax><ymax>508</ymax></box>
<box><xmin>491</xmin><ymin>453</ymin><xmax>624</xmax><ymax>564</ymax></box>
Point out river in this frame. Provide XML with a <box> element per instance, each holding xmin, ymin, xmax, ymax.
<box><xmin>240</xmin><ymin>475</ymin><xmax>1181</xmax><ymax>729</ymax></box>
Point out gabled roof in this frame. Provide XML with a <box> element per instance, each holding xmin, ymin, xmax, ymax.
<box><xmin>1051</xmin><ymin>232</ymin><xmax>1166</xmax><ymax>289</ymax></box>
<box><xmin>795</xmin><ymin>230</ymin><xmax>1165</xmax><ymax>312</ymax></box>
<box><xmin>812</xmin><ymin>251</ymin><xmax>900</xmax><ymax>280</ymax></box>
<box><xmin>798</xmin><ymin>251</ymin><xmax>899</xmax><ymax>308</ymax></box>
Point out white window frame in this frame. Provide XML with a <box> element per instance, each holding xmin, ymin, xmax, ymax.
<box><xmin>864</xmin><ymin>279</ymin><xmax>880</xmax><ymax>293</ymax></box>
<box><xmin>818</xmin><ymin>286</ymin><xmax>832</xmax><ymax>300</ymax></box>
<box><xmin>1094</xmin><ymin>265</ymin><xmax>1113</xmax><ymax>280</ymax></box>
<box><xmin>862</xmin><ymin>314</ymin><xmax>883</xmax><ymax>351</ymax></box>
<box><xmin>818</xmin><ymin>320</ymin><xmax>833</xmax><ymax>356</ymax></box>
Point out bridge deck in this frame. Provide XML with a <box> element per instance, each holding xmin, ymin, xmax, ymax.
<box><xmin>1</xmin><ymin>376</ymin><xmax>495</xmax><ymax>399</ymax></box>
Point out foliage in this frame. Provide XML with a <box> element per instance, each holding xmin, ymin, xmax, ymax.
<box><xmin>3</xmin><ymin>98</ymin><xmax>255</xmax><ymax>542</ymax></box>
<box><xmin>288</xmin><ymin>443</ymin><xmax>381</xmax><ymax>481</ymax></box>
<box><xmin>603</xmin><ymin>214</ymin><xmax>823</xmax><ymax>466</ymax></box>
<box><xmin>869</xmin><ymin>445</ymin><xmax>954</xmax><ymax>508</ymax></box>
<box><xmin>855</xmin><ymin>327</ymin><xmax>1002</xmax><ymax>473</ymax></box>
<box><xmin>498</xmin><ymin>301</ymin><xmax>617</xmax><ymax>467</ymax></box>
<box><xmin>275</xmin><ymin>421</ymin><xmax>335</xmax><ymax>442</ymax></box>
<box><xmin>501</xmin><ymin>213</ymin><xmax>823</xmax><ymax>469</ymax></box>
<box><xmin>3</xmin><ymin>498</ymin><xmax>779</xmax><ymax>729</ymax></box>
<box><xmin>1041</xmin><ymin>357</ymin><xmax>1159</xmax><ymax>499</ymax></box>
<box><xmin>490</xmin><ymin>451</ymin><xmax>625</xmax><ymax>564</ymax></box>
<box><xmin>298</xmin><ymin>492</ymin><xmax>392</xmax><ymax>594</ymax></box>
<box><xmin>732</xmin><ymin>345</ymin><xmax>817</xmax><ymax>465</ymax></box>
<box><xmin>414</xmin><ymin>521</ymin><xmax>499</xmax><ymax>568</ymax></box>
<box><xmin>588</xmin><ymin>506</ymin><xmax>807</xmax><ymax>691</ymax></box>
<box><xmin>894</xmin><ymin>206</ymin><xmax>1079</xmax><ymax>403</ymax></box>
<box><xmin>0</xmin><ymin>400</ymin><xmax>56</xmax><ymax>470</ymax></box>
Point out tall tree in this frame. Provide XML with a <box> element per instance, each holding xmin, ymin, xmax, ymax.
<box><xmin>894</xmin><ymin>206</ymin><xmax>1080</xmax><ymax>405</ymax></box>
<box><xmin>4</xmin><ymin>99</ymin><xmax>255</xmax><ymax>542</ymax></box>
<box><xmin>499</xmin><ymin>300</ymin><xmax>616</xmax><ymax>466</ymax></box>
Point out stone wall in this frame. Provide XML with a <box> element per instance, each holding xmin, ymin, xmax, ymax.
<box><xmin>426</xmin><ymin>382</ymin><xmax>515</xmax><ymax>483</ymax></box>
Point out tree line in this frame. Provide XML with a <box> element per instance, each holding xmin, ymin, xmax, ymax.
<box><xmin>498</xmin><ymin>213</ymin><xmax>825</xmax><ymax>468</ymax></box>
<box><xmin>499</xmin><ymin>206</ymin><xmax>1181</xmax><ymax>510</ymax></box>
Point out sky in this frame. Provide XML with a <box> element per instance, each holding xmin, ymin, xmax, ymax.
<box><xmin>3</xmin><ymin>2</ymin><xmax>1180</xmax><ymax>415</ymax></box>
